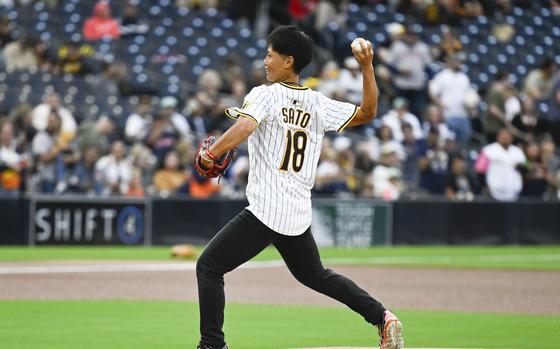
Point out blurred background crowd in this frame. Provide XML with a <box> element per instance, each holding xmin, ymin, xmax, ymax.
<box><xmin>0</xmin><ymin>0</ymin><xmax>559</xmax><ymax>201</ymax></box>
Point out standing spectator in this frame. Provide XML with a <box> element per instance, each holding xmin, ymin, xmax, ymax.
<box><xmin>31</xmin><ymin>111</ymin><xmax>66</xmax><ymax>193</ymax></box>
<box><xmin>0</xmin><ymin>120</ymin><xmax>28</xmax><ymax>193</ymax></box>
<box><xmin>547</xmin><ymin>74</ymin><xmax>560</xmax><ymax>144</ymax></box>
<box><xmin>429</xmin><ymin>54</ymin><xmax>473</xmax><ymax>145</ymax></box>
<box><xmin>475</xmin><ymin>128</ymin><xmax>526</xmax><ymax>201</ymax></box>
<box><xmin>152</xmin><ymin>150</ymin><xmax>188</xmax><ymax>196</ymax></box>
<box><xmin>377</xmin><ymin>125</ymin><xmax>406</xmax><ymax>161</ymax></box>
<box><xmin>336</xmin><ymin>57</ymin><xmax>363</xmax><ymax>105</ymax></box>
<box><xmin>523</xmin><ymin>58</ymin><xmax>556</xmax><ymax>100</ymax></box>
<box><xmin>125</xmin><ymin>99</ymin><xmax>153</xmax><ymax>144</ymax></box>
<box><xmin>31</xmin><ymin>93</ymin><xmax>77</xmax><ymax>142</ymax></box>
<box><xmin>521</xmin><ymin>141</ymin><xmax>549</xmax><ymax>198</ymax></box>
<box><xmin>384</xmin><ymin>27</ymin><xmax>432</xmax><ymax>118</ymax></box>
<box><xmin>381</xmin><ymin>97</ymin><xmax>423</xmax><ymax>142</ymax></box>
<box><xmin>82</xmin><ymin>1</ymin><xmax>120</xmax><ymax>41</ymax></box>
<box><xmin>483</xmin><ymin>71</ymin><xmax>516</xmax><ymax>143</ymax></box>
<box><xmin>2</xmin><ymin>34</ymin><xmax>38</xmax><ymax>70</ymax></box>
<box><xmin>119</xmin><ymin>3</ymin><xmax>149</xmax><ymax>37</ymax></box>
<box><xmin>445</xmin><ymin>156</ymin><xmax>478</xmax><ymax>200</ymax></box>
<box><xmin>95</xmin><ymin>140</ymin><xmax>133</xmax><ymax>196</ymax></box>
<box><xmin>417</xmin><ymin>127</ymin><xmax>449</xmax><ymax>195</ymax></box>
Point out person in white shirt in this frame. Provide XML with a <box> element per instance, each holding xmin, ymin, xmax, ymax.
<box><xmin>382</xmin><ymin>97</ymin><xmax>423</xmax><ymax>142</ymax></box>
<box><xmin>476</xmin><ymin>128</ymin><xmax>526</xmax><ymax>201</ymax></box>
<box><xmin>159</xmin><ymin>96</ymin><xmax>192</xmax><ymax>142</ymax></box>
<box><xmin>125</xmin><ymin>99</ymin><xmax>153</xmax><ymax>143</ymax></box>
<box><xmin>193</xmin><ymin>26</ymin><xmax>403</xmax><ymax>349</ymax></box>
<box><xmin>372</xmin><ymin>144</ymin><xmax>403</xmax><ymax>200</ymax></box>
<box><xmin>336</xmin><ymin>56</ymin><xmax>364</xmax><ymax>105</ymax></box>
<box><xmin>31</xmin><ymin>93</ymin><xmax>77</xmax><ymax>141</ymax></box>
<box><xmin>429</xmin><ymin>54</ymin><xmax>473</xmax><ymax>144</ymax></box>
<box><xmin>95</xmin><ymin>140</ymin><xmax>133</xmax><ymax>196</ymax></box>
<box><xmin>385</xmin><ymin>28</ymin><xmax>432</xmax><ymax>118</ymax></box>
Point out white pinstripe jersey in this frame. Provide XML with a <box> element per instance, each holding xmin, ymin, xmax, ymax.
<box><xmin>226</xmin><ymin>83</ymin><xmax>358</xmax><ymax>236</ymax></box>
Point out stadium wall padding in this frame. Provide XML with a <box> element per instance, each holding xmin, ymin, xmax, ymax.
<box><xmin>1</xmin><ymin>195</ymin><xmax>559</xmax><ymax>245</ymax></box>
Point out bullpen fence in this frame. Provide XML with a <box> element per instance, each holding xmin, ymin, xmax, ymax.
<box><xmin>0</xmin><ymin>195</ymin><xmax>558</xmax><ymax>246</ymax></box>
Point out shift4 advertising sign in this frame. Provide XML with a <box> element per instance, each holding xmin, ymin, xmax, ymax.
<box><xmin>29</xmin><ymin>196</ymin><xmax>151</xmax><ymax>245</ymax></box>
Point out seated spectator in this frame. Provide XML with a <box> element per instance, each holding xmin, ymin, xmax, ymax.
<box><xmin>126</xmin><ymin>167</ymin><xmax>145</xmax><ymax>197</ymax></box>
<box><xmin>152</xmin><ymin>150</ymin><xmax>188</xmax><ymax>196</ymax></box>
<box><xmin>125</xmin><ymin>98</ymin><xmax>154</xmax><ymax>144</ymax></box>
<box><xmin>2</xmin><ymin>34</ymin><xmax>38</xmax><ymax>70</ymax></box>
<box><xmin>83</xmin><ymin>1</ymin><xmax>120</xmax><ymax>41</ymax></box>
<box><xmin>315</xmin><ymin>142</ymin><xmax>349</xmax><ymax>195</ymax></box>
<box><xmin>31</xmin><ymin>93</ymin><xmax>77</xmax><ymax>142</ymax></box>
<box><xmin>95</xmin><ymin>140</ymin><xmax>133</xmax><ymax>196</ymax></box>
<box><xmin>429</xmin><ymin>54</ymin><xmax>473</xmax><ymax>145</ymax></box>
<box><xmin>77</xmin><ymin>116</ymin><xmax>116</xmax><ymax>154</ymax></box>
<box><xmin>546</xmin><ymin>72</ymin><xmax>560</xmax><ymax>144</ymax></box>
<box><xmin>541</xmin><ymin>137</ymin><xmax>560</xmax><ymax>192</ymax></box>
<box><xmin>56</xmin><ymin>41</ymin><xmax>95</xmax><ymax>75</ymax></box>
<box><xmin>521</xmin><ymin>141</ymin><xmax>549</xmax><ymax>198</ymax></box>
<box><xmin>510</xmin><ymin>95</ymin><xmax>545</xmax><ymax>143</ymax></box>
<box><xmin>189</xmin><ymin>169</ymin><xmax>221</xmax><ymax>199</ymax></box>
<box><xmin>31</xmin><ymin>111</ymin><xmax>67</xmax><ymax>193</ymax></box>
<box><xmin>377</xmin><ymin>125</ymin><xmax>406</xmax><ymax>161</ymax></box>
<box><xmin>401</xmin><ymin>123</ymin><xmax>422</xmax><ymax>187</ymax></box>
<box><xmin>65</xmin><ymin>146</ymin><xmax>99</xmax><ymax>194</ymax></box>
<box><xmin>445</xmin><ymin>156</ymin><xmax>479</xmax><ymax>200</ymax></box>
<box><xmin>119</xmin><ymin>3</ymin><xmax>149</xmax><ymax>37</ymax></box>
<box><xmin>381</xmin><ymin>97</ymin><xmax>423</xmax><ymax>142</ymax></box>
<box><xmin>147</xmin><ymin>98</ymin><xmax>190</xmax><ymax>162</ymax></box>
<box><xmin>418</xmin><ymin>127</ymin><xmax>449</xmax><ymax>195</ymax></box>
<box><xmin>0</xmin><ymin>16</ymin><xmax>13</xmax><ymax>50</ymax></box>
<box><xmin>0</xmin><ymin>120</ymin><xmax>28</xmax><ymax>193</ymax></box>
<box><xmin>422</xmin><ymin>104</ymin><xmax>454</xmax><ymax>142</ymax></box>
<box><xmin>475</xmin><ymin>128</ymin><xmax>526</xmax><ymax>201</ymax></box>
<box><xmin>435</xmin><ymin>25</ymin><xmax>462</xmax><ymax>63</ymax></box>
<box><xmin>523</xmin><ymin>58</ymin><xmax>556</xmax><ymax>101</ymax></box>
<box><xmin>371</xmin><ymin>144</ymin><xmax>403</xmax><ymax>200</ymax></box>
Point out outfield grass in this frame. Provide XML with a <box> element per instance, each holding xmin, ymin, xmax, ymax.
<box><xmin>1</xmin><ymin>246</ymin><xmax>559</xmax><ymax>270</ymax></box>
<box><xmin>0</xmin><ymin>300</ymin><xmax>557</xmax><ymax>349</ymax></box>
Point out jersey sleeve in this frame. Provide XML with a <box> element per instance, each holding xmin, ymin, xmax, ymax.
<box><xmin>225</xmin><ymin>85</ymin><xmax>270</xmax><ymax>125</ymax></box>
<box><xmin>319</xmin><ymin>93</ymin><xmax>359</xmax><ymax>133</ymax></box>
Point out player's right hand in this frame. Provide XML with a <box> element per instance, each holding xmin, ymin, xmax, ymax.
<box><xmin>351</xmin><ymin>38</ymin><xmax>374</xmax><ymax>68</ymax></box>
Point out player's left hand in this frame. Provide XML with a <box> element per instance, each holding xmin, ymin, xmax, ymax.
<box><xmin>351</xmin><ymin>38</ymin><xmax>374</xmax><ymax>68</ymax></box>
<box><xmin>194</xmin><ymin>136</ymin><xmax>237</xmax><ymax>178</ymax></box>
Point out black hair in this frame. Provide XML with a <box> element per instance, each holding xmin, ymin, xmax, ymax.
<box><xmin>266</xmin><ymin>25</ymin><xmax>313</xmax><ymax>74</ymax></box>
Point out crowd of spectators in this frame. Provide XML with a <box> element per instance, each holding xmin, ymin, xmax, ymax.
<box><xmin>0</xmin><ymin>0</ymin><xmax>559</xmax><ymax>202</ymax></box>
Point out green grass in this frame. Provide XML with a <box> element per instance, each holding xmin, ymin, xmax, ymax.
<box><xmin>1</xmin><ymin>246</ymin><xmax>559</xmax><ymax>270</ymax></box>
<box><xmin>0</xmin><ymin>300</ymin><xmax>557</xmax><ymax>349</ymax></box>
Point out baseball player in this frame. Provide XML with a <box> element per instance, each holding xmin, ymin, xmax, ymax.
<box><xmin>194</xmin><ymin>25</ymin><xmax>404</xmax><ymax>349</ymax></box>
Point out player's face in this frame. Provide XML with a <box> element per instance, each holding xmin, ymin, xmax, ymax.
<box><xmin>264</xmin><ymin>46</ymin><xmax>289</xmax><ymax>83</ymax></box>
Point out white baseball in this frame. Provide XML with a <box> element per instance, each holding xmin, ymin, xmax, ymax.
<box><xmin>351</xmin><ymin>38</ymin><xmax>368</xmax><ymax>53</ymax></box>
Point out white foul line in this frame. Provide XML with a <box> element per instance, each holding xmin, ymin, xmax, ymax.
<box><xmin>0</xmin><ymin>254</ymin><xmax>558</xmax><ymax>275</ymax></box>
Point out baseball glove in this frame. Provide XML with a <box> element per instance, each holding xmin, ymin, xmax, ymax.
<box><xmin>194</xmin><ymin>136</ymin><xmax>236</xmax><ymax>179</ymax></box>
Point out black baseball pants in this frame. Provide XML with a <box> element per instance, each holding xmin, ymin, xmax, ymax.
<box><xmin>196</xmin><ymin>209</ymin><xmax>386</xmax><ymax>348</ymax></box>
